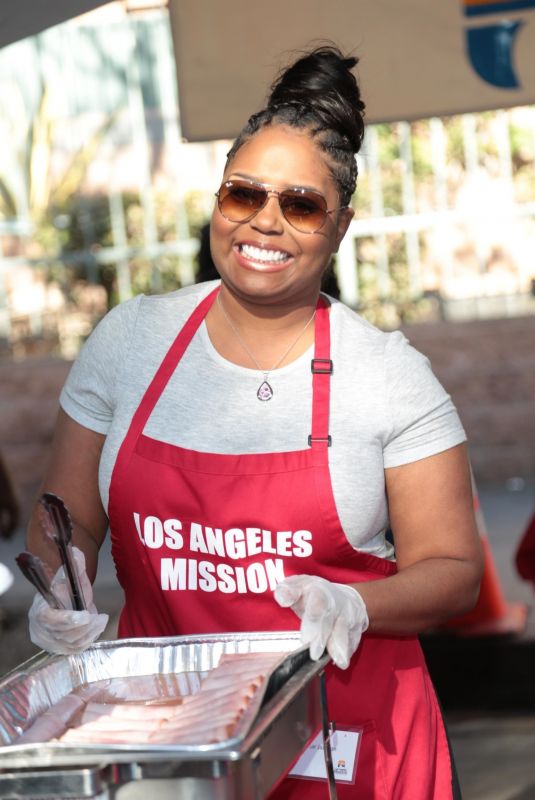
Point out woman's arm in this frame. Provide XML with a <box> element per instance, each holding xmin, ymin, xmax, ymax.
<box><xmin>355</xmin><ymin>443</ymin><xmax>484</xmax><ymax>633</ymax></box>
<box><xmin>26</xmin><ymin>409</ymin><xmax>108</xmax><ymax>584</ymax></box>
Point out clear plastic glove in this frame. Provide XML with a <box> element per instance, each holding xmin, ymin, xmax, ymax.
<box><xmin>28</xmin><ymin>547</ymin><xmax>108</xmax><ymax>655</ymax></box>
<box><xmin>274</xmin><ymin>575</ymin><xmax>369</xmax><ymax>669</ymax></box>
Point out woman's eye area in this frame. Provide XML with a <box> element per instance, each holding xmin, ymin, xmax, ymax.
<box><xmin>222</xmin><ymin>183</ymin><xmax>325</xmax><ymax>216</ymax></box>
<box><xmin>282</xmin><ymin>195</ymin><xmax>322</xmax><ymax>216</ymax></box>
<box><xmin>230</xmin><ymin>186</ymin><xmax>261</xmax><ymax>206</ymax></box>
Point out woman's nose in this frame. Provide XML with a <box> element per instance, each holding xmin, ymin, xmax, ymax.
<box><xmin>250</xmin><ymin>194</ymin><xmax>284</xmax><ymax>233</ymax></box>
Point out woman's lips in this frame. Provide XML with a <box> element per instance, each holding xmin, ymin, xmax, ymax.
<box><xmin>233</xmin><ymin>243</ymin><xmax>294</xmax><ymax>272</ymax></box>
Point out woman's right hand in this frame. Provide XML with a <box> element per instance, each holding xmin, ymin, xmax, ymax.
<box><xmin>28</xmin><ymin>547</ymin><xmax>108</xmax><ymax>655</ymax></box>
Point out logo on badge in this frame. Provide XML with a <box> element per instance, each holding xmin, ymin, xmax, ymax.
<box><xmin>463</xmin><ymin>1</ymin><xmax>535</xmax><ymax>87</ymax></box>
<box><xmin>335</xmin><ymin>757</ymin><xmax>348</xmax><ymax>775</ymax></box>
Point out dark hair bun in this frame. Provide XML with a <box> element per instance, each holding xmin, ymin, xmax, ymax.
<box><xmin>226</xmin><ymin>44</ymin><xmax>365</xmax><ymax>204</ymax></box>
<box><xmin>268</xmin><ymin>45</ymin><xmax>365</xmax><ymax>154</ymax></box>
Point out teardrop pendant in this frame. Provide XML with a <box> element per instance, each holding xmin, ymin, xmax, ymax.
<box><xmin>257</xmin><ymin>380</ymin><xmax>274</xmax><ymax>402</ymax></box>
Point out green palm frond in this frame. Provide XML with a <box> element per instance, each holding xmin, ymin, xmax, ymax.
<box><xmin>27</xmin><ymin>88</ymin><xmax>56</xmax><ymax>217</ymax></box>
<box><xmin>51</xmin><ymin>111</ymin><xmax>119</xmax><ymax>209</ymax></box>
<box><xmin>0</xmin><ymin>177</ymin><xmax>18</xmax><ymax>218</ymax></box>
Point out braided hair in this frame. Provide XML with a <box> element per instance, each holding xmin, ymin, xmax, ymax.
<box><xmin>226</xmin><ymin>46</ymin><xmax>366</xmax><ymax>206</ymax></box>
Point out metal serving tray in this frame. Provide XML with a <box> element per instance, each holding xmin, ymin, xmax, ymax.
<box><xmin>0</xmin><ymin>632</ymin><xmax>332</xmax><ymax>799</ymax></box>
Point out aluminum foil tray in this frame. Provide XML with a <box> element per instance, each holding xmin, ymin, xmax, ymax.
<box><xmin>0</xmin><ymin>632</ymin><xmax>326</xmax><ymax>780</ymax></box>
<box><xmin>0</xmin><ymin>631</ymin><xmax>309</xmax><ymax>759</ymax></box>
<box><xmin>0</xmin><ymin>632</ymin><xmax>330</xmax><ymax>799</ymax></box>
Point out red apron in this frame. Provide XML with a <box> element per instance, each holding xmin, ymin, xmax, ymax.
<box><xmin>108</xmin><ymin>287</ymin><xmax>457</xmax><ymax>799</ymax></box>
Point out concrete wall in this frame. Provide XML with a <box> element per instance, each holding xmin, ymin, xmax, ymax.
<box><xmin>401</xmin><ymin>315</ymin><xmax>535</xmax><ymax>483</ymax></box>
<box><xmin>0</xmin><ymin>357</ymin><xmax>70</xmax><ymax>524</ymax></box>
<box><xmin>1</xmin><ymin>313</ymin><xmax>533</xmax><ymax>522</ymax></box>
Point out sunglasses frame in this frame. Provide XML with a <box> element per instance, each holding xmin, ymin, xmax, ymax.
<box><xmin>215</xmin><ymin>178</ymin><xmax>343</xmax><ymax>234</ymax></box>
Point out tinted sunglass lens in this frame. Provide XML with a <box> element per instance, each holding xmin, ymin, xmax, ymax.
<box><xmin>219</xmin><ymin>183</ymin><xmax>266</xmax><ymax>222</ymax></box>
<box><xmin>280</xmin><ymin>192</ymin><xmax>327</xmax><ymax>233</ymax></box>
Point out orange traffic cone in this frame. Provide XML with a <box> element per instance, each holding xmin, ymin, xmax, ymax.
<box><xmin>443</xmin><ymin>480</ymin><xmax>527</xmax><ymax>636</ymax></box>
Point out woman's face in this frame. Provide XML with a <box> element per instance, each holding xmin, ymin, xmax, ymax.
<box><xmin>210</xmin><ymin>125</ymin><xmax>353</xmax><ymax>309</ymax></box>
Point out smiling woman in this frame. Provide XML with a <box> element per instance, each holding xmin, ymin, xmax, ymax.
<box><xmin>25</xmin><ymin>45</ymin><xmax>482</xmax><ymax>799</ymax></box>
<box><xmin>209</xmin><ymin>124</ymin><xmax>352</xmax><ymax>317</ymax></box>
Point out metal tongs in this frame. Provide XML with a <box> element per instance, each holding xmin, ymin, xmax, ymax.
<box><xmin>15</xmin><ymin>551</ymin><xmax>65</xmax><ymax>609</ymax></box>
<box><xmin>37</xmin><ymin>492</ymin><xmax>86</xmax><ymax>611</ymax></box>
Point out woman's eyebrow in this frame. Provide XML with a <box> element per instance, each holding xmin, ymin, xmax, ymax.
<box><xmin>228</xmin><ymin>172</ymin><xmax>323</xmax><ymax>194</ymax></box>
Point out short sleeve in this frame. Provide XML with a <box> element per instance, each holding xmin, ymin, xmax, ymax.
<box><xmin>59</xmin><ymin>295</ymin><xmax>142</xmax><ymax>434</ymax></box>
<box><xmin>383</xmin><ymin>331</ymin><xmax>466</xmax><ymax>468</ymax></box>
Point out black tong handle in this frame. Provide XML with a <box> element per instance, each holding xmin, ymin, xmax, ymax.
<box><xmin>39</xmin><ymin>492</ymin><xmax>86</xmax><ymax>611</ymax></box>
<box><xmin>15</xmin><ymin>551</ymin><xmax>64</xmax><ymax>609</ymax></box>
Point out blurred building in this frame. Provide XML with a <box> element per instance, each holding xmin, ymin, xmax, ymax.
<box><xmin>1</xmin><ymin>2</ymin><xmax>535</xmax><ymax>358</ymax></box>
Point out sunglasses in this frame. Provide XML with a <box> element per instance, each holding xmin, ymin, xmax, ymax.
<box><xmin>215</xmin><ymin>179</ymin><xmax>342</xmax><ymax>234</ymax></box>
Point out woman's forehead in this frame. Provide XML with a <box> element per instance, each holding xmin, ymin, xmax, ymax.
<box><xmin>224</xmin><ymin>124</ymin><xmax>335</xmax><ymax>193</ymax></box>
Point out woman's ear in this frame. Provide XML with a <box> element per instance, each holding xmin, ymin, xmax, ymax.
<box><xmin>333</xmin><ymin>207</ymin><xmax>354</xmax><ymax>252</ymax></box>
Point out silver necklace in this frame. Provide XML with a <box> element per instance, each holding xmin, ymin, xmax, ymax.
<box><xmin>217</xmin><ymin>293</ymin><xmax>316</xmax><ymax>401</ymax></box>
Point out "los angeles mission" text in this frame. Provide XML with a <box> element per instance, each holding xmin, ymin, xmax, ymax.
<box><xmin>133</xmin><ymin>513</ymin><xmax>313</xmax><ymax>595</ymax></box>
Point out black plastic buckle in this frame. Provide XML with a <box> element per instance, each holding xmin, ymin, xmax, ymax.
<box><xmin>311</xmin><ymin>358</ymin><xmax>333</xmax><ymax>374</ymax></box>
<box><xmin>308</xmin><ymin>435</ymin><xmax>332</xmax><ymax>447</ymax></box>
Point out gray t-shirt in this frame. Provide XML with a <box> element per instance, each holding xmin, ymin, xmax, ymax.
<box><xmin>60</xmin><ymin>281</ymin><xmax>466</xmax><ymax>560</ymax></box>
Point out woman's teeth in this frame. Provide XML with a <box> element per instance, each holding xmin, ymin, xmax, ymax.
<box><xmin>240</xmin><ymin>244</ymin><xmax>290</xmax><ymax>263</ymax></box>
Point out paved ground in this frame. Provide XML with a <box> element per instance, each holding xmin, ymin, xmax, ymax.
<box><xmin>448</xmin><ymin>713</ymin><xmax>535</xmax><ymax>800</ymax></box>
<box><xmin>445</xmin><ymin>478</ymin><xmax>535</xmax><ymax>800</ymax></box>
<box><xmin>1</xmin><ymin>478</ymin><xmax>534</xmax><ymax>799</ymax></box>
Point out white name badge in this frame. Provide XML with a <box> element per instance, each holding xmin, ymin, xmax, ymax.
<box><xmin>289</xmin><ymin>726</ymin><xmax>362</xmax><ymax>785</ymax></box>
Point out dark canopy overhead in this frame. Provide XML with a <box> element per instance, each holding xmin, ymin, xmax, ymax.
<box><xmin>0</xmin><ymin>0</ymin><xmax>110</xmax><ymax>49</ymax></box>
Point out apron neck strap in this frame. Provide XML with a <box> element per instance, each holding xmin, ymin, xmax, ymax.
<box><xmin>309</xmin><ymin>297</ymin><xmax>332</xmax><ymax>449</ymax></box>
<box><xmin>124</xmin><ymin>286</ymin><xmax>219</xmax><ymax>448</ymax></box>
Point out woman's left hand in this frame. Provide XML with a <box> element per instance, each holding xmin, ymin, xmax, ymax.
<box><xmin>274</xmin><ymin>575</ymin><xmax>368</xmax><ymax>669</ymax></box>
